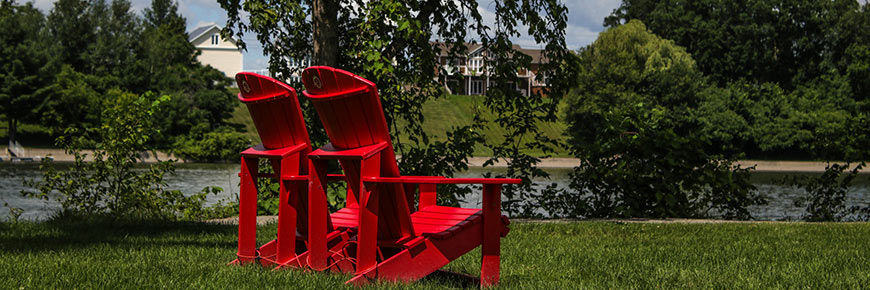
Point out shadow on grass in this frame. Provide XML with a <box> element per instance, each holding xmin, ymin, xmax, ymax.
<box><xmin>0</xmin><ymin>217</ymin><xmax>238</xmax><ymax>253</ymax></box>
<box><xmin>418</xmin><ymin>270</ymin><xmax>481</xmax><ymax>288</ymax></box>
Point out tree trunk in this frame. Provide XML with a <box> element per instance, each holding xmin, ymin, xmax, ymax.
<box><xmin>311</xmin><ymin>0</ymin><xmax>339</xmax><ymax>67</ymax></box>
<box><xmin>8</xmin><ymin>119</ymin><xmax>16</xmax><ymax>146</ymax></box>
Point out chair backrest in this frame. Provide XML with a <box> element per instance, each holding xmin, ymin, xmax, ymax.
<box><xmin>302</xmin><ymin>66</ymin><xmax>414</xmax><ymax>240</ymax></box>
<box><xmin>300</xmin><ymin>67</ymin><xmax>391</xmax><ymax>149</ymax></box>
<box><xmin>235</xmin><ymin>72</ymin><xmax>311</xmax><ymax>149</ymax></box>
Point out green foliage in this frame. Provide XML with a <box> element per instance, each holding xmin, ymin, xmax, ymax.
<box><xmin>605</xmin><ymin>0</ymin><xmax>858</xmax><ymax>89</ymax></box>
<box><xmin>23</xmin><ymin>91</ymin><xmax>225</xmax><ymax>220</ymax></box>
<box><xmin>788</xmin><ymin>163</ymin><xmax>867</xmax><ymax>222</ymax></box>
<box><xmin>172</xmin><ymin>131</ymin><xmax>252</xmax><ymax>163</ymax></box>
<box><xmin>220</xmin><ymin>0</ymin><xmax>573</xmax><ymax>216</ymax></box>
<box><xmin>560</xmin><ymin>20</ymin><xmax>764</xmax><ymax>219</ymax></box>
<box><xmin>0</xmin><ymin>0</ymin><xmax>57</xmax><ymax>143</ymax></box>
<box><xmin>606</xmin><ymin>0</ymin><xmax>870</xmax><ymax>161</ymax></box>
<box><xmin>9</xmin><ymin>0</ymin><xmax>238</xmax><ymax>149</ymax></box>
<box><xmin>38</xmin><ymin>65</ymin><xmax>102</xmax><ymax>135</ymax></box>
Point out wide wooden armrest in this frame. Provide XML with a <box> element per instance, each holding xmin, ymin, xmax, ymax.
<box><xmin>363</xmin><ymin>176</ymin><xmax>522</xmax><ymax>185</ymax></box>
<box><xmin>241</xmin><ymin>143</ymin><xmax>308</xmax><ymax>158</ymax></box>
<box><xmin>282</xmin><ymin>174</ymin><xmax>347</xmax><ymax>182</ymax></box>
<box><xmin>309</xmin><ymin>142</ymin><xmax>389</xmax><ymax>160</ymax></box>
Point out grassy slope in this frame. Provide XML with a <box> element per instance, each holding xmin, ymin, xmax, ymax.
<box><xmin>1</xmin><ymin>220</ymin><xmax>868</xmax><ymax>289</ymax></box>
<box><xmin>226</xmin><ymin>95</ymin><xmax>571</xmax><ymax>157</ymax></box>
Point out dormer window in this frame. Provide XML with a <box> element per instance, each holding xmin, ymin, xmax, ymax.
<box><xmin>211</xmin><ymin>34</ymin><xmax>219</xmax><ymax>46</ymax></box>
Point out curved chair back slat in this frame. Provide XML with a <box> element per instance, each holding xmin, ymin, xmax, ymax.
<box><xmin>235</xmin><ymin>72</ymin><xmax>311</xmax><ymax>149</ymax></box>
<box><xmin>301</xmin><ymin>67</ymin><xmax>391</xmax><ymax>149</ymax></box>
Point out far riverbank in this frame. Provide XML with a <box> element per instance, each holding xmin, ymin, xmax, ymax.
<box><xmin>2</xmin><ymin>146</ymin><xmax>862</xmax><ymax>172</ymax></box>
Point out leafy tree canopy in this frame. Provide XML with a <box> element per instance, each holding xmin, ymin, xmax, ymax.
<box><xmin>0</xmin><ymin>0</ymin><xmax>56</xmax><ymax>144</ymax></box>
<box><xmin>559</xmin><ymin>20</ymin><xmax>763</xmax><ymax>219</ymax></box>
<box><xmin>219</xmin><ymin>0</ymin><xmax>574</xmax><ymax>215</ymax></box>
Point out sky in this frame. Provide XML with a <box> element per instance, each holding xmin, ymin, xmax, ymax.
<box><xmin>29</xmin><ymin>0</ymin><xmax>622</xmax><ymax>70</ymax></box>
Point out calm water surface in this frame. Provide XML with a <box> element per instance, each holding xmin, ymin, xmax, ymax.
<box><xmin>1</xmin><ymin>163</ymin><xmax>868</xmax><ymax>221</ymax></box>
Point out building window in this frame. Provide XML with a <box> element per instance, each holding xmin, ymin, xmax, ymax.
<box><xmin>470</xmin><ymin>79</ymin><xmax>484</xmax><ymax>95</ymax></box>
<box><xmin>469</xmin><ymin>57</ymin><xmax>483</xmax><ymax>73</ymax></box>
<box><xmin>211</xmin><ymin>34</ymin><xmax>219</xmax><ymax>45</ymax></box>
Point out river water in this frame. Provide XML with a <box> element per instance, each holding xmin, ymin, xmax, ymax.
<box><xmin>1</xmin><ymin>163</ymin><xmax>868</xmax><ymax>221</ymax></box>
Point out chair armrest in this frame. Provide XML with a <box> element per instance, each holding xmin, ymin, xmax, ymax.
<box><xmin>363</xmin><ymin>176</ymin><xmax>518</xmax><ymax>211</ymax></box>
<box><xmin>282</xmin><ymin>174</ymin><xmax>346</xmax><ymax>182</ymax></box>
<box><xmin>362</xmin><ymin>176</ymin><xmax>521</xmax><ymax>185</ymax></box>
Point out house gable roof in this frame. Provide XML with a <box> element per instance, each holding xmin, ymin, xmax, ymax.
<box><xmin>188</xmin><ymin>23</ymin><xmax>237</xmax><ymax>47</ymax></box>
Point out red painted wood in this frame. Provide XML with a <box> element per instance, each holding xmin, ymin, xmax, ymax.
<box><xmin>236</xmin><ymin>72</ymin><xmax>310</xmax><ymax>150</ymax></box>
<box><xmin>308</xmin><ymin>159</ymin><xmax>331</xmax><ymax>271</ymax></box>
<box><xmin>411</xmin><ymin>211</ymin><xmax>481</xmax><ymax>222</ymax></box>
<box><xmin>480</xmin><ymin>184</ymin><xmax>502</xmax><ymax>287</ymax></box>
<box><xmin>275</xmin><ymin>154</ymin><xmax>299</xmax><ymax>264</ymax></box>
<box><xmin>419</xmin><ymin>184</ymin><xmax>437</xmax><ymax>209</ymax></box>
<box><xmin>356</xmin><ymin>154</ymin><xmax>381</xmax><ymax>275</ymax></box>
<box><xmin>347</xmin><ymin>221</ymin><xmax>485</xmax><ymax>285</ymax></box>
<box><xmin>240</xmin><ymin>143</ymin><xmax>307</xmax><ymax>158</ymax></box>
<box><xmin>237</xmin><ymin>156</ymin><xmax>259</xmax><ymax>264</ymax></box>
<box><xmin>363</xmin><ymin>176</ymin><xmax>522</xmax><ymax>184</ymax></box>
<box><xmin>309</xmin><ymin>142</ymin><xmax>388</xmax><ymax>160</ymax></box>
<box><xmin>301</xmin><ymin>67</ymin><xmax>511</xmax><ymax>287</ymax></box>
<box><xmin>303</xmin><ymin>66</ymin><xmax>389</xmax><ymax>150</ymax></box>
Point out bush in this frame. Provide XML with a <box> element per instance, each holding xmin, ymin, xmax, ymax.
<box><xmin>556</xmin><ymin>20</ymin><xmax>765</xmax><ymax>219</ymax></box>
<box><xmin>24</xmin><ymin>91</ymin><xmax>230</xmax><ymax>220</ymax></box>
<box><xmin>788</xmin><ymin>163</ymin><xmax>867</xmax><ymax>222</ymax></box>
<box><xmin>172</xmin><ymin>130</ymin><xmax>252</xmax><ymax>162</ymax></box>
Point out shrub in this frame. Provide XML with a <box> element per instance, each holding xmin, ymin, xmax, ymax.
<box><xmin>788</xmin><ymin>163</ymin><xmax>867</xmax><ymax>222</ymax></box>
<box><xmin>556</xmin><ymin>20</ymin><xmax>765</xmax><ymax>219</ymax></box>
<box><xmin>24</xmin><ymin>91</ymin><xmax>229</xmax><ymax>220</ymax></box>
<box><xmin>172</xmin><ymin>130</ymin><xmax>252</xmax><ymax>163</ymax></box>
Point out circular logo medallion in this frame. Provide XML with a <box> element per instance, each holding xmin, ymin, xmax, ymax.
<box><xmin>240</xmin><ymin>79</ymin><xmax>251</xmax><ymax>93</ymax></box>
<box><xmin>312</xmin><ymin>75</ymin><xmax>323</xmax><ymax>89</ymax></box>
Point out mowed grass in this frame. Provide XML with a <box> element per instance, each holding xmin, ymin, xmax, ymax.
<box><xmin>1</xmin><ymin>220</ymin><xmax>869</xmax><ymax>289</ymax></box>
<box><xmin>227</xmin><ymin>94</ymin><xmax>571</xmax><ymax>157</ymax></box>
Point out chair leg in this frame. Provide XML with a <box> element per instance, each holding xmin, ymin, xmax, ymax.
<box><xmin>480</xmin><ymin>184</ymin><xmax>502</xmax><ymax>288</ymax></box>
<box><xmin>237</xmin><ymin>156</ymin><xmax>260</xmax><ymax>264</ymax></box>
<box><xmin>274</xmin><ymin>155</ymin><xmax>300</xmax><ymax>264</ymax></box>
<box><xmin>308</xmin><ymin>159</ymin><xmax>330</xmax><ymax>270</ymax></box>
<box><xmin>356</xmin><ymin>155</ymin><xmax>382</xmax><ymax>276</ymax></box>
<box><xmin>356</xmin><ymin>183</ymin><xmax>380</xmax><ymax>275</ymax></box>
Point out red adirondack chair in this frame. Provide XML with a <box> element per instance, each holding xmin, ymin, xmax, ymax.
<box><xmin>301</xmin><ymin>66</ymin><xmax>518</xmax><ymax>287</ymax></box>
<box><xmin>231</xmin><ymin>72</ymin><xmax>354</xmax><ymax>270</ymax></box>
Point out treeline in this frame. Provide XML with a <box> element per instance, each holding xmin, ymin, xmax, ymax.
<box><xmin>0</xmin><ymin>0</ymin><xmax>248</xmax><ymax>161</ymax></box>
<box><xmin>556</xmin><ymin>1</ymin><xmax>870</xmax><ymax>220</ymax></box>
<box><xmin>605</xmin><ymin>0</ymin><xmax>870</xmax><ymax>161</ymax></box>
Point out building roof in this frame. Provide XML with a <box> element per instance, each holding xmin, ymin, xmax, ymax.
<box><xmin>188</xmin><ymin>23</ymin><xmax>220</xmax><ymax>42</ymax></box>
<box><xmin>434</xmin><ymin>41</ymin><xmax>547</xmax><ymax>63</ymax></box>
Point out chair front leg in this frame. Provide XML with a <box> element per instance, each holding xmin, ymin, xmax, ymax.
<box><xmin>480</xmin><ymin>184</ymin><xmax>502</xmax><ymax>288</ymax></box>
<box><xmin>237</xmin><ymin>156</ymin><xmax>260</xmax><ymax>264</ymax></box>
<box><xmin>356</xmin><ymin>154</ymin><xmax>381</xmax><ymax>275</ymax></box>
<box><xmin>275</xmin><ymin>154</ymin><xmax>300</xmax><ymax>264</ymax></box>
<box><xmin>307</xmin><ymin>159</ymin><xmax>330</xmax><ymax>271</ymax></box>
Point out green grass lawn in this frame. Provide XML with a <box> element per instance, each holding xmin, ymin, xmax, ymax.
<box><xmin>2</xmin><ymin>220</ymin><xmax>868</xmax><ymax>289</ymax></box>
<box><xmin>227</xmin><ymin>94</ymin><xmax>571</xmax><ymax>157</ymax></box>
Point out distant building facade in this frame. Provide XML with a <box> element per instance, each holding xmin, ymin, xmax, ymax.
<box><xmin>188</xmin><ymin>24</ymin><xmax>242</xmax><ymax>77</ymax></box>
<box><xmin>242</xmin><ymin>56</ymin><xmax>311</xmax><ymax>84</ymax></box>
<box><xmin>436</xmin><ymin>43</ymin><xmax>548</xmax><ymax>97</ymax></box>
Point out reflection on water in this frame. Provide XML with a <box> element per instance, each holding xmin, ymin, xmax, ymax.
<box><xmin>1</xmin><ymin>163</ymin><xmax>868</xmax><ymax>221</ymax></box>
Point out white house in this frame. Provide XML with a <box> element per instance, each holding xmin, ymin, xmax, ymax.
<box><xmin>188</xmin><ymin>23</ymin><xmax>242</xmax><ymax>77</ymax></box>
